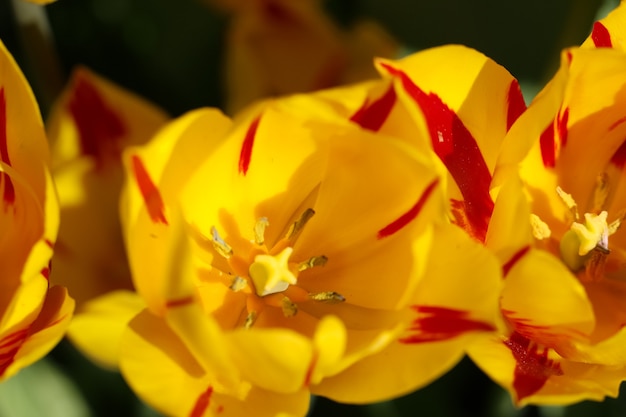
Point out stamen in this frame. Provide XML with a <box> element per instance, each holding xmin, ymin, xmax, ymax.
<box><xmin>309</xmin><ymin>292</ymin><xmax>345</xmax><ymax>303</ymax></box>
<box><xmin>244</xmin><ymin>311</ymin><xmax>257</xmax><ymax>329</ymax></box>
<box><xmin>593</xmin><ymin>173</ymin><xmax>610</xmax><ymax>212</ymax></box>
<box><xmin>530</xmin><ymin>214</ymin><xmax>551</xmax><ymax>240</ymax></box>
<box><xmin>298</xmin><ymin>255</ymin><xmax>328</xmax><ymax>271</ymax></box>
<box><xmin>281</xmin><ymin>297</ymin><xmax>298</xmax><ymax>317</ymax></box>
<box><xmin>608</xmin><ymin>209</ymin><xmax>626</xmax><ymax>235</ymax></box>
<box><xmin>556</xmin><ymin>186</ymin><xmax>579</xmax><ymax>221</ymax></box>
<box><xmin>211</xmin><ymin>226</ymin><xmax>233</xmax><ymax>258</ymax></box>
<box><xmin>286</xmin><ymin>208</ymin><xmax>315</xmax><ymax>242</ymax></box>
<box><xmin>229</xmin><ymin>276</ymin><xmax>248</xmax><ymax>292</ymax></box>
<box><xmin>254</xmin><ymin>217</ymin><xmax>270</xmax><ymax>245</ymax></box>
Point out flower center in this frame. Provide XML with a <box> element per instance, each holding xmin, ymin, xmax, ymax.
<box><xmin>200</xmin><ymin>209</ymin><xmax>344</xmax><ymax>328</ymax></box>
<box><xmin>549</xmin><ymin>175</ymin><xmax>625</xmax><ymax>280</ymax></box>
<box><xmin>249</xmin><ymin>247</ymin><xmax>297</xmax><ymax>296</ymax></box>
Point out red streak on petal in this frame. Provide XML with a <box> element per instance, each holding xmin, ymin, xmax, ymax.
<box><xmin>189</xmin><ymin>386</ymin><xmax>213</xmax><ymax>417</ymax></box>
<box><xmin>303</xmin><ymin>351</ymin><xmax>318</xmax><ymax>388</ymax></box>
<box><xmin>611</xmin><ymin>141</ymin><xmax>626</xmax><ymax>169</ymax></box>
<box><xmin>217</xmin><ymin>405</ymin><xmax>224</xmax><ymax>414</ymax></box>
<box><xmin>591</xmin><ymin>22</ymin><xmax>613</xmax><ymax>48</ymax></box>
<box><xmin>0</xmin><ymin>329</ymin><xmax>28</xmax><ymax>376</ymax></box>
<box><xmin>504</xmin><ymin>332</ymin><xmax>563</xmax><ymax>402</ymax></box>
<box><xmin>399</xmin><ymin>306</ymin><xmax>495</xmax><ymax>344</ymax></box>
<box><xmin>609</xmin><ymin>116</ymin><xmax>626</xmax><ymax>132</ymax></box>
<box><xmin>377</xmin><ymin>178</ymin><xmax>439</xmax><ymax>239</ymax></box>
<box><xmin>502</xmin><ymin>246</ymin><xmax>530</xmax><ymax>277</ymax></box>
<box><xmin>379</xmin><ymin>63</ymin><xmax>494</xmax><ymax>242</ymax></box>
<box><xmin>165</xmin><ymin>296</ymin><xmax>194</xmax><ymax>309</ymax></box>
<box><xmin>238</xmin><ymin>116</ymin><xmax>261</xmax><ymax>176</ymax></box>
<box><xmin>566</xmin><ymin>51</ymin><xmax>573</xmax><ymax>65</ymax></box>
<box><xmin>68</xmin><ymin>75</ymin><xmax>127</xmax><ymax>166</ymax></box>
<box><xmin>506</xmin><ymin>80</ymin><xmax>526</xmax><ymax>132</ymax></box>
<box><xmin>41</xmin><ymin>266</ymin><xmax>50</xmax><ymax>280</ymax></box>
<box><xmin>131</xmin><ymin>154</ymin><xmax>168</xmax><ymax>225</ymax></box>
<box><xmin>557</xmin><ymin>108</ymin><xmax>569</xmax><ymax>147</ymax></box>
<box><xmin>539</xmin><ymin>123</ymin><xmax>556</xmax><ymax>168</ymax></box>
<box><xmin>0</xmin><ymin>89</ymin><xmax>15</xmax><ymax>205</ymax></box>
<box><xmin>44</xmin><ymin>238</ymin><xmax>54</xmax><ymax>248</ymax></box>
<box><xmin>349</xmin><ymin>85</ymin><xmax>397</xmax><ymax>132</ymax></box>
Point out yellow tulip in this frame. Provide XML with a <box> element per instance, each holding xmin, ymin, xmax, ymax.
<box><xmin>47</xmin><ymin>67</ymin><xmax>169</xmax><ymax>311</ymax></box>
<box><xmin>445</xmin><ymin>3</ymin><xmax>626</xmax><ymax>405</ymax></box>
<box><xmin>72</xmin><ymin>47</ymin><xmax>502</xmax><ymax>416</ymax></box>
<box><xmin>208</xmin><ymin>0</ymin><xmax>400</xmax><ymax>114</ymax></box>
<box><xmin>0</xmin><ymin>39</ymin><xmax>73</xmax><ymax>381</ymax></box>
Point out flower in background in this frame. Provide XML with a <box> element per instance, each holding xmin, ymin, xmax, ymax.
<box><xmin>426</xmin><ymin>3</ymin><xmax>626</xmax><ymax>406</ymax></box>
<box><xmin>71</xmin><ymin>48</ymin><xmax>502</xmax><ymax>416</ymax></box>
<box><xmin>0</xmin><ymin>39</ymin><xmax>73</xmax><ymax>381</ymax></box>
<box><xmin>207</xmin><ymin>0</ymin><xmax>400</xmax><ymax>114</ymax></box>
<box><xmin>46</xmin><ymin>67</ymin><xmax>169</xmax><ymax>313</ymax></box>
<box><xmin>23</xmin><ymin>0</ymin><xmax>56</xmax><ymax>4</ymax></box>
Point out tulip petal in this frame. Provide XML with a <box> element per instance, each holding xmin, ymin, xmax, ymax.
<box><xmin>1</xmin><ymin>286</ymin><xmax>74</xmax><ymax>381</ymax></box>
<box><xmin>501</xmin><ymin>249</ymin><xmax>595</xmax><ymax>344</ymax></box>
<box><xmin>67</xmin><ymin>290</ymin><xmax>145</xmax><ymax>368</ymax></box>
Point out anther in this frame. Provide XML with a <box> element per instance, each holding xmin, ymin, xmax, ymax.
<box><xmin>593</xmin><ymin>173</ymin><xmax>610</xmax><ymax>212</ymax></box>
<box><xmin>530</xmin><ymin>214</ymin><xmax>551</xmax><ymax>240</ymax></box>
<box><xmin>229</xmin><ymin>276</ymin><xmax>247</xmax><ymax>292</ymax></box>
<box><xmin>286</xmin><ymin>208</ymin><xmax>315</xmax><ymax>242</ymax></box>
<box><xmin>281</xmin><ymin>297</ymin><xmax>298</xmax><ymax>317</ymax></box>
<box><xmin>245</xmin><ymin>311</ymin><xmax>257</xmax><ymax>329</ymax></box>
<box><xmin>556</xmin><ymin>186</ymin><xmax>579</xmax><ymax>220</ymax></box>
<box><xmin>309</xmin><ymin>291</ymin><xmax>345</xmax><ymax>303</ymax></box>
<box><xmin>298</xmin><ymin>255</ymin><xmax>328</xmax><ymax>271</ymax></box>
<box><xmin>211</xmin><ymin>226</ymin><xmax>233</xmax><ymax>258</ymax></box>
<box><xmin>254</xmin><ymin>217</ymin><xmax>270</xmax><ymax>245</ymax></box>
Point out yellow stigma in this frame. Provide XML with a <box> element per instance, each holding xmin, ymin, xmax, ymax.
<box><xmin>570</xmin><ymin>211</ymin><xmax>609</xmax><ymax>256</ymax></box>
<box><xmin>249</xmin><ymin>247</ymin><xmax>297</xmax><ymax>296</ymax></box>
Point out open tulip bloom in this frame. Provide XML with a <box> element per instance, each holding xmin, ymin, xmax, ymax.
<box><xmin>68</xmin><ymin>45</ymin><xmax>508</xmax><ymax>416</ymax></box>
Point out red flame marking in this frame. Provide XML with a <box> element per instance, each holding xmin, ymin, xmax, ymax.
<box><xmin>591</xmin><ymin>22</ymin><xmax>613</xmax><ymax>48</ymax></box>
<box><xmin>0</xmin><ymin>329</ymin><xmax>28</xmax><ymax>376</ymax></box>
<box><xmin>131</xmin><ymin>155</ymin><xmax>168</xmax><ymax>225</ymax></box>
<box><xmin>557</xmin><ymin>108</ymin><xmax>569</xmax><ymax>147</ymax></box>
<box><xmin>379</xmin><ymin>63</ymin><xmax>494</xmax><ymax>242</ymax></box>
<box><xmin>504</xmin><ymin>332</ymin><xmax>563</xmax><ymax>402</ymax></box>
<box><xmin>68</xmin><ymin>75</ymin><xmax>126</xmax><ymax>166</ymax></box>
<box><xmin>506</xmin><ymin>80</ymin><xmax>526</xmax><ymax>132</ymax></box>
<box><xmin>0</xmin><ymin>89</ymin><xmax>15</xmax><ymax>205</ymax></box>
<box><xmin>165</xmin><ymin>296</ymin><xmax>194</xmax><ymax>309</ymax></box>
<box><xmin>189</xmin><ymin>386</ymin><xmax>213</xmax><ymax>417</ymax></box>
<box><xmin>349</xmin><ymin>85</ymin><xmax>397</xmax><ymax>132</ymax></box>
<box><xmin>238</xmin><ymin>116</ymin><xmax>261</xmax><ymax>175</ymax></box>
<box><xmin>539</xmin><ymin>123</ymin><xmax>556</xmax><ymax>168</ymax></box>
<box><xmin>303</xmin><ymin>351</ymin><xmax>319</xmax><ymax>388</ymax></box>
<box><xmin>611</xmin><ymin>141</ymin><xmax>626</xmax><ymax>169</ymax></box>
<box><xmin>502</xmin><ymin>246</ymin><xmax>530</xmax><ymax>277</ymax></box>
<box><xmin>399</xmin><ymin>306</ymin><xmax>495</xmax><ymax>344</ymax></box>
<box><xmin>377</xmin><ymin>178</ymin><xmax>439</xmax><ymax>239</ymax></box>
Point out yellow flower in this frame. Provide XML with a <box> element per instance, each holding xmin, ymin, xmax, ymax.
<box><xmin>72</xmin><ymin>48</ymin><xmax>502</xmax><ymax>416</ymax></box>
<box><xmin>21</xmin><ymin>0</ymin><xmax>56</xmax><ymax>4</ymax></box>
<box><xmin>0</xmin><ymin>39</ymin><xmax>73</xmax><ymax>380</ymax></box>
<box><xmin>447</xmin><ymin>4</ymin><xmax>626</xmax><ymax>406</ymax></box>
<box><xmin>375</xmin><ymin>39</ymin><xmax>625</xmax><ymax>405</ymax></box>
<box><xmin>47</xmin><ymin>67</ymin><xmax>169</xmax><ymax>310</ymax></box>
<box><xmin>208</xmin><ymin>0</ymin><xmax>400</xmax><ymax>114</ymax></box>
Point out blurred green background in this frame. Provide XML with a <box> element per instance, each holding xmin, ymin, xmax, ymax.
<box><xmin>0</xmin><ymin>0</ymin><xmax>624</xmax><ymax>416</ymax></box>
